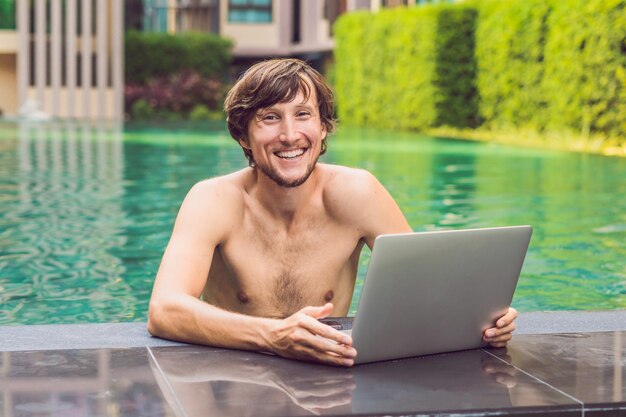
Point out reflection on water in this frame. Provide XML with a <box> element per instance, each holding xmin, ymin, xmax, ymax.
<box><xmin>0</xmin><ymin>123</ymin><xmax>131</xmax><ymax>324</ymax></box>
<box><xmin>0</xmin><ymin>122</ymin><xmax>625</xmax><ymax>324</ymax></box>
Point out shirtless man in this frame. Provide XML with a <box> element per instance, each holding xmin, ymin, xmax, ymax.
<box><xmin>147</xmin><ymin>58</ymin><xmax>518</xmax><ymax>367</ymax></box>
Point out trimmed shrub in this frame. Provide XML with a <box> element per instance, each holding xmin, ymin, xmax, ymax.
<box><xmin>125</xmin><ymin>31</ymin><xmax>233</xmax><ymax>84</ymax></box>
<box><xmin>333</xmin><ymin>11</ymin><xmax>372</xmax><ymax>126</ymax></box>
<box><xmin>334</xmin><ymin>5</ymin><xmax>478</xmax><ymax>131</ymax></box>
<box><xmin>334</xmin><ymin>0</ymin><xmax>626</xmax><ymax>144</ymax></box>
<box><xmin>474</xmin><ymin>0</ymin><xmax>552</xmax><ymax>130</ymax></box>
<box><xmin>434</xmin><ymin>6</ymin><xmax>479</xmax><ymax>128</ymax></box>
<box><xmin>542</xmin><ymin>0</ymin><xmax>626</xmax><ymax>137</ymax></box>
<box><xmin>125</xmin><ymin>69</ymin><xmax>227</xmax><ymax>120</ymax></box>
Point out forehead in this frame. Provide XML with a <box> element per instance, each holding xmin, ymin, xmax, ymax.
<box><xmin>268</xmin><ymin>74</ymin><xmax>318</xmax><ymax>108</ymax></box>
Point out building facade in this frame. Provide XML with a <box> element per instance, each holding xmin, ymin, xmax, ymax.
<box><xmin>0</xmin><ymin>0</ymin><xmax>442</xmax><ymax>120</ymax></box>
<box><xmin>0</xmin><ymin>0</ymin><xmax>124</xmax><ymax>120</ymax></box>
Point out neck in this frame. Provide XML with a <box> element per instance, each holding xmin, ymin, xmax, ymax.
<box><xmin>252</xmin><ymin>166</ymin><xmax>319</xmax><ymax>223</ymax></box>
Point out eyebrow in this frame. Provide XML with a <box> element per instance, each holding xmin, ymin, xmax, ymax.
<box><xmin>257</xmin><ymin>102</ymin><xmax>316</xmax><ymax>113</ymax></box>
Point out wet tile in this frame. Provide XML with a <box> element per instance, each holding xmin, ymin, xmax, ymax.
<box><xmin>0</xmin><ymin>348</ymin><xmax>176</xmax><ymax>417</ymax></box>
<box><xmin>495</xmin><ymin>331</ymin><xmax>626</xmax><ymax>413</ymax></box>
<box><xmin>150</xmin><ymin>345</ymin><xmax>581</xmax><ymax>417</ymax></box>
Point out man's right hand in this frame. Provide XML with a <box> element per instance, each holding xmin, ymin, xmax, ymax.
<box><xmin>265</xmin><ymin>303</ymin><xmax>357</xmax><ymax>367</ymax></box>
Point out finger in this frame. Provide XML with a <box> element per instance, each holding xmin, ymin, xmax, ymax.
<box><xmin>299</xmin><ymin>315</ymin><xmax>353</xmax><ymax>346</ymax></box>
<box><xmin>296</xmin><ymin>346</ymin><xmax>355</xmax><ymax>367</ymax></box>
<box><xmin>298</xmin><ymin>390</ymin><xmax>354</xmax><ymax>410</ymax></box>
<box><xmin>482</xmin><ymin>361</ymin><xmax>516</xmax><ymax>377</ymax></box>
<box><xmin>286</xmin><ymin>324</ymin><xmax>356</xmax><ymax>360</ymax></box>
<box><xmin>292</xmin><ymin>380</ymin><xmax>356</xmax><ymax>398</ymax></box>
<box><xmin>301</xmin><ymin>303</ymin><xmax>334</xmax><ymax>320</ymax></box>
<box><xmin>484</xmin><ymin>322</ymin><xmax>516</xmax><ymax>339</ymax></box>
<box><xmin>488</xmin><ymin>332</ymin><xmax>513</xmax><ymax>343</ymax></box>
<box><xmin>301</xmin><ymin>334</ymin><xmax>357</xmax><ymax>359</ymax></box>
<box><xmin>310</xmin><ymin>375</ymin><xmax>355</xmax><ymax>386</ymax></box>
<box><xmin>496</xmin><ymin>307</ymin><xmax>518</xmax><ymax>328</ymax></box>
<box><xmin>494</xmin><ymin>373</ymin><xmax>517</xmax><ymax>388</ymax></box>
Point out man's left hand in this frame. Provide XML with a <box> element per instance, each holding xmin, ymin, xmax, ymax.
<box><xmin>483</xmin><ymin>307</ymin><xmax>518</xmax><ymax>348</ymax></box>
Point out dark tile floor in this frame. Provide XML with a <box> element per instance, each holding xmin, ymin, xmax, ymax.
<box><xmin>1</xmin><ymin>330</ymin><xmax>624</xmax><ymax>417</ymax></box>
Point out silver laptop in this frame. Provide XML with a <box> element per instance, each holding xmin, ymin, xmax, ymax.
<box><xmin>344</xmin><ymin>225</ymin><xmax>532</xmax><ymax>364</ymax></box>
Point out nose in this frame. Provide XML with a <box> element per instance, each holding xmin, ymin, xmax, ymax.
<box><xmin>279</xmin><ymin>118</ymin><xmax>301</xmax><ymax>143</ymax></box>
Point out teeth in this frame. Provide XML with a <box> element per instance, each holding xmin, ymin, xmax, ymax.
<box><xmin>276</xmin><ymin>149</ymin><xmax>305</xmax><ymax>159</ymax></box>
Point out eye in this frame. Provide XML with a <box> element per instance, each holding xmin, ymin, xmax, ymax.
<box><xmin>261</xmin><ymin>113</ymin><xmax>279</xmax><ymax>121</ymax></box>
<box><xmin>296</xmin><ymin>111</ymin><xmax>311</xmax><ymax>118</ymax></box>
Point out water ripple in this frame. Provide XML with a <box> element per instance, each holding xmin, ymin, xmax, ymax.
<box><xmin>1</xmin><ymin>122</ymin><xmax>626</xmax><ymax>324</ymax></box>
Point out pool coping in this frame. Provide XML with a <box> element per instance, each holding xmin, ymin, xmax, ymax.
<box><xmin>0</xmin><ymin>310</ymin><xmax>625</xmax><ymax>352</ymax></box>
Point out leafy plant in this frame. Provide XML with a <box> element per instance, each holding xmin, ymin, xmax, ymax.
<box><xmin>333</xmin><ymin>0</ymin><xmax>626</xmax><ymax>146</ymax></box>
<box><xmin>125</xmin><ymin>69</ymin><xmax>227</xmax><ymax>120</ymax></box>
<box><xmin>125</xmin><ymin>31</ymin><xmax>233</xmax><ymax>84</ymax></box>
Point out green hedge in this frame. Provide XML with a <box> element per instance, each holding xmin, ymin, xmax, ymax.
<box><xmin>434</xmin><ymin>7</ymin><xmax>479</xmax><ymax>128</ymax></box>
<box><xmin>125</xmin><ymin>31</ymin><xmax>233</xmax><ymax>84</ymax></box>
<box><xmin>542</xmin><ymin>0</ymin><xmax>626</xmax><ymax>137</ymax></box>
<box><xmin>474</xmin><ymin>0</ymin><xmax>551</xmax><ymax>130</ymax></box>
<box><xmin>334</xmin><ymin>0</ymin><xmax>626</xmax><ymax>142</ymax></box>
<box><xmin>334</xmin><ymin>5</ymin><xmax>477</xmax><ymax>130</ymax></box>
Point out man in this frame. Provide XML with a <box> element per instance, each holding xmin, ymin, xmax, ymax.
<box><xmin>147</xmin><ymin>58</ymin><xmax>517</xmax><ymax>367</ymax></box>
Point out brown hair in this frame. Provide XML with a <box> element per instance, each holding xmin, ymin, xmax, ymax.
<box><xmin>224</xmin><ymin>58</ymin><xmax>336</xmax><ymax>167</ymax></box>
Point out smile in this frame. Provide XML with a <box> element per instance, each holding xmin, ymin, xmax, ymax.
<box><xmin>275</xmin><ymin>148</ymin><xmax>306</xmax><ymax>159</ymax></box>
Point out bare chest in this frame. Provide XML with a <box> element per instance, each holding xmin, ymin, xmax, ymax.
<box><xmin>204</xmin><ymin>215</ymin><xmax>362</xmax><ymax>317</ymax></box>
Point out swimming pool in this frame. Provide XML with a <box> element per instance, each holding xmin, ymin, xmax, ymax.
<box><xmin>0</xmin><ymin>121</ymin><xmax>624</xmax><ymax>325</ymax></box>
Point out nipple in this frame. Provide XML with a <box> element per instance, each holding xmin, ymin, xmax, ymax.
<box><xmin>325</xmin><ymin>290</ymin><xmax>334</xmax><ymax>302</ymax></box>
<box><xmin>237</xmin><ymin>291</ymin><xmax>249</xmax><ymax>304</ymax></box>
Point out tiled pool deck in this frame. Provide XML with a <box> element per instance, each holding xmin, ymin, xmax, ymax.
<box><xmin>1</xmin><ymin>311</ymin><xmax>624</xmax><ymax>417</ymax></box>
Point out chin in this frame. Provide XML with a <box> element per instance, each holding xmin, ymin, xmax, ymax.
<box><xmin>259</xmin><ymin>157</ymin><xmax>319</xmax><ymax>188</ymax></box>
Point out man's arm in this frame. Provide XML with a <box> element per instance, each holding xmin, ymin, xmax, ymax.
<box><xmin>147</xmin><ymin>180</ymin><xmax>356</xmax><ymax>366</ymax></box>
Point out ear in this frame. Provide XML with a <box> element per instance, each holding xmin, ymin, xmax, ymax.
<box><xmin>238</xmin><ymin>138</ymin><xmax>250</xmax><ymax>149</ymax></box>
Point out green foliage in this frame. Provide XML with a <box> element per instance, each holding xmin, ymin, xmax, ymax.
<box><xmin>333</xmin><ymin>11</ymin><xmax>372</xmax><ymax>126</ymax></box>
<box><xmin>434</xmin><ymin>6</ymin><xmax>479</xmax><ymax>128</ymax></box>
<box><xmin>474</xmin><ymin>0</ymin><xmax>552</xmax><ymax>130</ymax></box>
<box><xmin>125</xmin><ymin>31</ymin><xmax>233</xmax><ymax>84</ymax></box>
<box><xmin>542</xmin><ymin>0</ymin><xmax>626</xmax><ymax>138</ymax></box>
<box><xmin>334</xmin><ymin>0</ymin><xmax>626</xmax><ymax>146</ymax></box>
<box><xmin>188</xmin><ymin>104</ymin><xmax>212</xmax><ymax>121</ymax></box>
<box><xmin>130</xmin><ymin>99</ymin><xmax>155</xmax><ymax>120</ymax></box>
<box><xmin>334</xmin><ymin>5</ymin><xmax>478</xmax><ymax>131</ymax></box>
<box><xmin>189</xmin><ymin>104</ymin><xmax>224</xmax><ymax>121</ymax></box>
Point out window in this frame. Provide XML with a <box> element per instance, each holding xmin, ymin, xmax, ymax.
<box><xmin>228</xmin><ymin>0</ymin><xmax>272</xmax><ymax>24</ymax></box>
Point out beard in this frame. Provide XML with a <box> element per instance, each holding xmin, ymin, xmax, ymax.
<box><xmin>256</xmin><ymin>152</ymin><xmax>320</xmax><ymax>188</ymax></box>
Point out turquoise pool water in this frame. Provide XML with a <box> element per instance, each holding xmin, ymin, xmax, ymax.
<box><xmin>0</xmin><ymin>121</ymin><xmax>625</xmax><ymax>325</ymax></box>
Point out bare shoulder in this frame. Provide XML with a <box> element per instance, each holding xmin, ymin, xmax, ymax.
<box><xmin>174</xmin><ymin>170</ymin><xmax>248</xmax><ymax>243</ymax></box>
<box><xmin>320</xmin><ymin>164</ymin><xmax>380</xmax><ymax>203</ymax></box>
<box><xmin>319</xmin><ymin>164</ymin><xmax>387</xmax><ymax>220</ymax></box>
<box><xmin>318</xmin><ymin>164</ymin><xmax>411</xmax><ymax>243</ymax></box>
<box><xmin>187</xmin><ymin>171</ymin><xmax>246</xmax><ymax>206</ymax></box>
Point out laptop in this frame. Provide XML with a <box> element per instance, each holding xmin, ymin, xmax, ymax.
<box><xmin>333</xmin><ymin>225</ymin><xmax>532</xmax><ymax>364</ymax></box>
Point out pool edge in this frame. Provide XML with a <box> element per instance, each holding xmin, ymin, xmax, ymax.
<box><xmin>0</xmin><ymin>310</ymin><xmax>624</xmax><ymax>352</ymax></box>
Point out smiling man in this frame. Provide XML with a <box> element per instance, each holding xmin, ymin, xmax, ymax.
<box><xmin>147</xmin><ymin>58</ymin><xmax>518</xmax><ymax>366</ymax></box>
